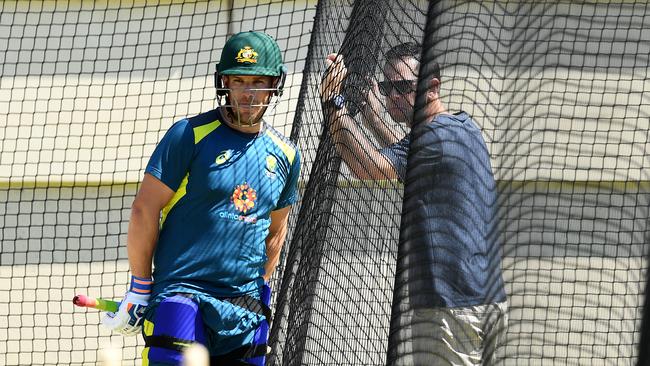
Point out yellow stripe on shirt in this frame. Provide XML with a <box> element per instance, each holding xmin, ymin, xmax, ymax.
<box><xmin>193</xmin><ymin>120</ymin><xmax>221</xmax><ymax>144</ymax></box>
<box><xmin>160</xmin><ymin>173</ymin><xmax>189</xmax><ymax>228</ymax></box>
<box><xmin>266</xmin><ymin>130</ymin><xmax>296</xmax><ymax>164</ymax></box>
<box><xmin>158</xmin><ymin>120</ymin><xmax>219</xmax><ymax>228</ymax></box>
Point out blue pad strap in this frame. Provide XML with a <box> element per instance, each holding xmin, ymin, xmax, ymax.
<box><xmin>145</xmin><ymin>295</ymin><xmax>205</xmax><ymax>364</ymax></box>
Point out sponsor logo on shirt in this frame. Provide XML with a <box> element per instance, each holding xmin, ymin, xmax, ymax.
<box><xmin>218</xmin><ymin>211</ymin><xmax>257</xmax><ymax>224</ymax></box>
<box><xmin>218</xmin><ymin>182</ymin><xmax>258</xmax><ymax>224</ymax></box>
<box><xmin>232</xmin><ymin>182</ymin><xmax>256</xmax><ymax>213</ymax></box>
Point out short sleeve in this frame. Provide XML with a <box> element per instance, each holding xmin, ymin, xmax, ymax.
<box><xmin>275</xmin><ymin>150</ymin><xmax>301</xmax><ymax>209</ymax></box>
<box><xmin>379</xmin><ymin>136</ymin><xmax>410</xmax><ymax>182</ymax></box>
<box><xmin>145</xmin><ymin>119</ymin><xmax>195</xmax><ymax>191</ymax></box>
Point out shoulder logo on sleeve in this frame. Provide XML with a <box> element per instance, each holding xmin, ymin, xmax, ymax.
<box><xmin>265</xmin><ymin>155</ymin><xmax>278</xmax><ymax>179</ymax></box>
<box><xmin>216</xmin><ymin>149</ymin><xmax>233</xmax><ymax>165</ymax></box>
<box><xmin>236</xmin><ymin>46</ymin><xmax>258</xmax><ymax>64</ymax></box>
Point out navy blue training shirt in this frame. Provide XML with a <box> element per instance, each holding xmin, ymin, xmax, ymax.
<box><xmin>146</xmin><ymin>108</ymin><xmax>301</xmax><ymax>299</ymax></box>
<box><xmin>383</xmin><ymin>112</ymin><xmax>507</xmax><ymax>308</ymax></box>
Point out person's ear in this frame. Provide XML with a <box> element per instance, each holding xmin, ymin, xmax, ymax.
<box><xmin>430</xmin><ymin>77</ymin><xmax>440</xmax><ymax>93</ymax></box>
<box><xmin>222</xmin><ymin>75</ymin><xmax>230</xmax><ymax>88</ymax></box>
<box><xmin>425</xmin><ymin>78</ymin><xmax>441</xmax><ymax>102</ymax></box>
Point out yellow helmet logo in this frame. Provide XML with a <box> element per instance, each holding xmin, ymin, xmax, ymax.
<box><xmin>236</xmin><ymin>46</ymin><xmax>258</xmax><ymax>64</ymax></box>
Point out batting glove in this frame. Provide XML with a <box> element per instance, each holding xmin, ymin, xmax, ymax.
<box><xmin>101</xmin><ymin>275</ymin><xmax>152</xmax><ymax>336</ymax></box>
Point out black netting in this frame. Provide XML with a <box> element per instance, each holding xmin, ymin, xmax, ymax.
<box><xmin>271</xmin><ymin>1</ymin><xmax>650</xmax><ymax>365</ymax></box>
<box><xmin>2</xmin><ymin>1</ymin><xmax>649</xmax><ymax>365</ymax></box>
<box><xmin>0</xmin><ymin>1</ymin><xmax>314</xmax><ymax>365</ymax></box>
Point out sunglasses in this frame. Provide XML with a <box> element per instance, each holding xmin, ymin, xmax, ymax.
<box><xmin>378</xmin><ymin>79</ymin><xmax>418</xmax><ymax>96</ymax></box>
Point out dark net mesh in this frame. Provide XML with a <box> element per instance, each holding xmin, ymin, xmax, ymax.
<box><xmin>2</xmin><ymin>0</ymin><xmax>649</xmax><ymax>365</ymax></box>
<box><xmin>270</xmin><ymin>0</ymin><xmax>650</xmax><ymax>365</ymax></box>
<box><xmin>0</xmin><ymin>1</ymin><xmax>314</xmax><ymax>365</ymax></box>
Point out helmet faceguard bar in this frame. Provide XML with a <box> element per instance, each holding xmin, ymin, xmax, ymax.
<box><xmin>213</xmin><ymin>67</ymin><xmax>287</xmax><ymax>127</ymax></box>
<box><xmin>214</xmin><ymin>86</ymin><xmax>283</xmax><ymax>99</ymax></box>
<box><xmin>214</xmin><ymin>67</ymin><xmax>287</xmax><ymax>97</ymax></box>
<box><xmin>217</xmin><ymin>96</ymin><xmax>281</xmax><ymax>127</ymax></box>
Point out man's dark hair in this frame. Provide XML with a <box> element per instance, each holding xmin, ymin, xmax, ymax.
<box><xmin>385</xmin><ymin>42</ymin><xmax>421</xmax><ymax>63</ymax></box>
<box><xmin>384</xmin><ymin>42</ymin><xmax>441</xmax><ymax>81</ymax></box>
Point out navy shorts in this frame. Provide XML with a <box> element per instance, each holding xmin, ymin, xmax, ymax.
<box><xmin>141</xmin><ymin>286</ymin><xmax>271</xmax><ymax>365</ymax></box>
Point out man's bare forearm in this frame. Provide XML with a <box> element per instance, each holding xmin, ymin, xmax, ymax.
<box><xmin>325</xmin><ymin>107</ymin><xmax>397</xmax><ymax>180</ymax></box>
<box><xmin>264</xmin><ymin>224</ymin><xmax>287</xmax><ymax>282</ymax></box>
<box><xmin>362</xmin><ymin>108</ymin><xmax>401</xmax><ymax>147</ymax></box>
<box><xmin>264</xmin><ymin>206</ymin><xmax>292</xmax><ymax>282</ymax></box>
<box><xmin>126</xmin><ymin>202</ymin><xmax>160</xmax><ymax>278</ymax></box>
